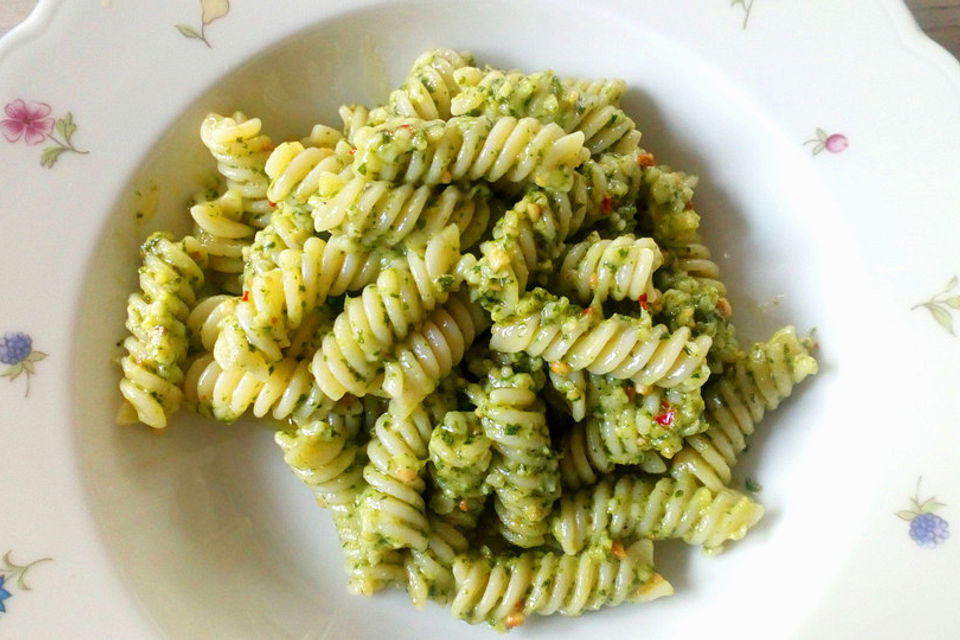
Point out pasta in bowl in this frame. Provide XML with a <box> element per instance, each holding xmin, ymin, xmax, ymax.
<box><xmin>113</xmin><ymin>47</ymin><xmax>818</xmax><ymax>631</ymax></box>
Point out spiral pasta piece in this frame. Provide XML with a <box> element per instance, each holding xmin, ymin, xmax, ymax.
<box><xmin>405</xmin><ymin>515</ymin><xmax>471</xmax><ymax>609</ymax></box>
<box><xmin>556</xmin><ymin>233</ymin><xmax>663</xmax><ymax>307</ymax></box>
<box><xmin>189</xmin><ymin>188</ymin><xmax>253</xmax><ymax>278</ymax></box>
<box><xmin>382</xmin><ymin>292</ymin><xmax>490</xmax><ymax>418</ymax></box>
<box><xmin>428</xmin><ymin>410</ymin><xmax>493</xmax><ymax>507</ymax></box>
<box><xmin>360</xmin><ymin>388</ymin><xmax>455</xmax><ymax>555</ymax></box>
<box><xmin>451</xmin><ymin>68</ymin><xmax>634</xmax><ymax>154</ymax></box>
<box><xmin>450</xmin><ymin>539</ymin><xmax>672</xmax><ymax>630</ymax></box>
<box><xmin>117</xmin><ymin>233</ymin><xmax>207</xmax><ymax>429</ymax></box>
<box><xmin>200</xmin><ymin>112</ymin><xmax>274</xmax><ymax>220</ymax></box>
<box><xmin>491</xmin><ymin>289</ymin><xmax>712</xmax><ymax>390</ymax></box>
<box><xmin>382</xmin><ymin>47</ymin><xmax>474</xmax><ymax>122</ymax></box>
<box><xmin>671</xmin><ymin>326</ymin><xmax>819</xmax><ymax>490</ymax></box>
<box><xmin>311</xmin><ymin>226</ymin><xmax>466</xmax><ymax>399</ymax></box>
<box><xmin>468</xmin><ymin>364</ymin><xmax>559</xmax><ymax>548</ymax></box>
<box><xmin>552</xmin><ymin>474</ymin><xmax>764</xmax><ymax>555</ymax></box>
<box><xmin>351</xmin><ymin>116</ymin><xmax>588</xmax><ymax>191</ymax></box>
<box><xmin>264</xmin><ymin>139</ymin><xmax>352</xmax><ymax>209</ymax></box>
<box><xmin>546</xmin><ymin>368</ymin><xmax>588</xmax><ymax>422</ymax></box>
<box><xmin>312</xmin><ymin>175</ymin><xmax>492</xmax><ymax>251</ymax></box>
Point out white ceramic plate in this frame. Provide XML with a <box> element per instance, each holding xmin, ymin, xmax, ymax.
<box><xmin>2</xmin><ymin>1</ymin><xmax>958</xmax><ymax>638</ymax></box>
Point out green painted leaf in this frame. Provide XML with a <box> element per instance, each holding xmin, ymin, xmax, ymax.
<box><xmin>948</xmin><ymin>275</ymin><xmax>959</xmax><ymax>291</ymax></box>
<box><xmin>816</xmin><ymin>127</ymin><xmax>827</xmax><ymax>139</ymax></box>
<box><xmin>26</xmin><ymin>351</ymin><xmax>47</xmax><ymax>362</ymax></box>
<box><xmin>922</xmin><ymin>500</ymin><xmax>946</xmax><ymax>513</ymax></box>
<box><xmin>56</xmin><ymin>113</ymin><xmax>76</xmax><ymax>143</ymax></box>
<box><xmin>175</xmin><ymin>23</ymin><xmax>201</xmax><ymax>39</ymax></box>
<box><xmin>944</xmin><ymin>296</ymin><xmax>960</xmax><ymax>309</ymax></box>
<box><xmin>6</xmin><ymin>363</ymin><xmax>23</xmax><ymax>380</ymax></box>
<box><xmin>812</xmin><ymin>142</ymin><xmax>825</xmax><ymax>155</ymax></box>
<box><xmin>928</xmin><ymin>304</ymin><xmax>955</xmax><ymax>334</ymax></box>
<box><xmin>22</xmin><ymin>361</ymin><xmax>34</xmax><ymax>374</ymax></box>
<box><xmin>40</xmin><ymin>146</ymin><xmax>66</xmax><ymax>168</ymax></box>
<box><xmin>896</xmin><ymin>510</ymin><xmax>917</xmax><ymax>521</ymax></box>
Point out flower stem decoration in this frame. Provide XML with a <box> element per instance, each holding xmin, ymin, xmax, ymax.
<box><xmin>912</xmin><ymin>275</ymin><xmax>960</xmax><ymax>336</ymax></box>
<box><xmin>0</xmin><ymin>551</ymin><xmax>52</xmax><ymax>614</ymax></box>
<box><xmin>0</xmin><ymin>331</ymin><xmax>47</xmax><ymax>397</ymax></box>
<box><xmin>804</xmin><ymin>128</ymin><xmax>848</xmax><ymax>155</ymax></box>
<box><xmin>0</xmin><ymin>100</ymin><xmax>87</xmax><ymax>168</ymax></box>
<box><xmin>897</xmin><ymin>477</ymin><xmax>949</xmax><ymax>547</ymax></box>
<box><xmin>175</xmin><ymin>0</ymin><xmax>230</xmax><ymax>48</ymax></box>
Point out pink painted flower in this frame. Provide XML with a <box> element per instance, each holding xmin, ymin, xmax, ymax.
<box><xmin>1</xmin><ymin>99</ymin><xmax>55</xmax><ymax>145</ymax></box>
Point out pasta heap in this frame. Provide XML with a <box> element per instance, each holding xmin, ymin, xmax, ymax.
<box><xmin>115</xmin><ymin>48</ymin><xmax>819</xmax><ymax>630</ymax></box>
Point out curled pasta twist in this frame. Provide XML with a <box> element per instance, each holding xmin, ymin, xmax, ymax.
<box><xmin>382</xmin><ymin>292</ymin><xmax>490</xmax><ymax>417</ymax></box>
<box><xmin>469</xmin><ymin>364</ymin><xmax>559</xmax><ymax>548</ymax></box>
<box><xmin>186</xmin><ymin>294</ymin><xmax>234</xmax><ymax>352</ymax></box>
<box><xmin>360</xmin><ymin>389</ymin><xmax>454</xmax><ymax>554</ymax></box>
<box><xmin>451</xmin><ymin>68</ymin><xmax>634</xmax><ymax>154</ymax></box>
<box><xmin>312</xmin><ymin>176</ymin><xmax>492</xmax><ymax>251</ymax></box>
<box><xmin>450</xmin><ymin>539</ymin><xmax>672</xmax><ymax>629</ymax></box>
<box><xmin>559</xmin><ymin>417</ymin><xmax>665</xmax><ymax>490</ymax></box>
<box><xmin>405</xmin><ymin>515</ymin><xmax>471</xmax><ymax>609</ymax></box>
<box><xmin>382</xmin><ymin>47</ymin><xmax>474</xmax><ymax>121</ymax></box>
<box><xmin>428</xmin><ymin>410</ymin><xmax>492</xmax><ymax>506</ymax></box>
<box><xmin>311</xmin><ymin>226</ymin><xmax>466</xmax><ymax>399</ymax></box>
<box><xmin>242</xmin><ymin>201</ymin><xmax>318</xmax><ymax>280</ymax></box>
<box><xmin>264</xmin><ymin>139</ymin><xmax>352</xmax><ymax>209</ymax></box>
<box><xmin>556</xmin><ymin>233</ymin><xmax>663</xmax><ymax>307</ymax></box>
<box><xmin>351</xmin><ymin>116</ymin><xmax>588</xmax><ymax>191</ymax></box>
<box><xmin>546</xmin><ymin>368</ymin><xmax>587</xmax><ymax>422</ymax></box>
<box><xmin>117</xmin><ymin>233</ymin><xmax>206</xmax><ymax>429</ymax></box>
<box><xmin>551</xmin><ymin>474</ymin><xmax>765</xmax><ymax>555</ymax></box>
<box><xmin>200</xmin><ymin>112</ymin><xmax>273</xmax><ymax>218</ymax></box>
<box><xmin>331</xmin><ymin>506</ymin><xmax>408</xmax><ymax>597</ymax></box>
<box><xmin>274</xmin><ymin>401</ymin><xmax>366</xmax><ymax>508</ymax></box>
<box><xmin>190</xmin><ymin>189</ymin><xmax>253</xmax><ymax>277</ymax></box>
<box><xmin>490</xmin><ymin>289</ymin><xmax>713</xmax><ymax>390</ymax></box>
<box><xmin>184</xmin><ymin>351</ymin><xmax>335</xmax><ymax>424</ymax></box>
<box><xmin>671</xmin><ymin>326</ymin><xmax>819</xmax><ymax>490</ymax></box>
<box><xmin>211</xmin><ymin>234</ymin><xmax>380</xmax><ymax>377</ymax></box>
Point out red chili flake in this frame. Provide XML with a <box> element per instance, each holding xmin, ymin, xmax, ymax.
<box><xmin>685</xmin><ymin>200</ymin><xmax>695</xmax><ymax>210</ymax></box>
<box><xmin>638</xmin><ymin>293</ymin><xmax>648</xmax><ymax>310</ymax></box>
<box><xmin>263</xmin><ymin>144</ymin><xmax>276</xmax><ymax>152</ymax></box>
<box><xmin>268</xmin><ymin>200</ymin><xmax>277</xmax><ymax>208</ymax></box>
<box><xmin>581</xmin><ymin>306</ymin><xmax>594</xmax><ymax>316</ymax></box>
<box><xmin>241</xmin><ymin>290</ymin><xmax>250</xmax><ymax>302</ymax></box>
<box><xmin>398</xmin><ymin>124</ymin><xmax>414</xmax><ymax>131</ymax></box>
<box><xmin>610</xmin><ymin>540</ymin><xmax>627</xmax><ymax>559</ymax></box>
<box><xmin>349</xmin><ymin>147</ymin><xmax>357</xmax><ymax>155</ymax></box>
<box><xmin>654</xmin><ymin>405</ymin><xmax>675</xmax><ymax>427</ymax></box>
<box><xmin>637</xmin><ymin>152</ymin><xmax>655</xmax><ymax>167</ymax></box>
<box><xmin>624</xmin><ymin>385</ymin><xmax>636</xmax><ymax>401</ymax></box>
<box><xmin>601</xmin><ymin>195</ymin><xmax>613</xmax><ymax>214</ymax></box>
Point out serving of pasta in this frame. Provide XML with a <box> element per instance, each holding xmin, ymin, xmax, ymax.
<box><xmin>114</xmin><ymin>48</ymin><xmax>818</xmax><ymax>631</ymax></box>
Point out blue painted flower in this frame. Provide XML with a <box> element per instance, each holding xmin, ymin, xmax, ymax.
<box><xmin>0</xmin><ymin>331</ymin><xmax>47</xmax><ymax>397</ymax></box>
<box><xmin>897</xmin><ymin>477</ymin><xmax>950</xmax><ymax>548</ymax></box>
<box><xmin>0</xmin><ymin>574</ymin><xmax>11</xmax><ymax>614</ymax></box>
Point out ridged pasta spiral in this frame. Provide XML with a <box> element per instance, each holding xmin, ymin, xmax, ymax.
<box><xmin>381</xmin><ymin>47</ymin><xmax>474</xmax><ymax>122</ymax></box>
<box><xmin>274</xmin><ymin>400</ymin><xmax>366</xmax><ymax>508</ymax></box>
<box><xmin>312</xmin><ymin>175</ymin><xmax>492</xmax><ymax>251</ymax></box>
<box><xmin>558</xmin><ymin>417</ymin><xmax>667</xmax><ymax>490</ymax></box>
<box><xmin>264</xmin><ymin>139</ymin><xmax>352</xmax><ymax>210</ymax></box>
<box><xmin>490</xmin><ymin>289</ymin><xmax>713</xmax><ymax>390</ymax></box>
<box><xmin>351</xmin><ymin>116</ymin><xmax>588</xmax><ymax>191</ymax></box>
<box><xmin>311</xmin><ymin>225</ymin><xmax>467</xmax><ymax>400</ymax></box>
<box><xmin>450</xmin><ymin>68</ymin><xmax>635</xmax><ymax>154</ymax></box>
<box><xmin>184</xmin><ymin>351</ymin><xmax>335</xmax><ymax>424</ymax></box>
<box><xmin>360</xmin><ymin>388</ymin><xmax>454</xmax><ymax>554</ymax></box>
<box><xmin>546</xmin><ymin>368</ymin><xmax>587</xmax><ymax>422</ymax></box>
<box><xmin>190</xmin><ymin>189</ymin><xmax>253</xmax><ymax>276</ymax></box>
<box><xmin>117</xmin><ymin>233</ymin><xmax>207</xmax><ymax>429</ymax></box>
<box><xmin>382</xmin><ymin>292</ymin><xmax>490</xmax><ymax>418</ymax></box>
<box><xmin>405</xmin><ymin>515</ymin><xmax>471</xmax><ymax>609</ymax></box>
<box><xmin>450</xmin><ymin>539</ymin><xmax>672</xmax><ymax>630</ymax></box>
<box><xmin>331</xmin><ymin>505</ymin><xmax>408</xmax><ymax>597</ymax></box>
<box><xmin>671</xmin><ymin>326</ymin><xmax>819</xmax><ymax>490</ymax></box>
<box><xmin>551</xmin><ymin>473</ymin><xmax>765</xmax><ymax>555</ymax></box>
<box><xmin>200</xmin><ymin>112</ymin><xmax>274</xmax><ymax>220</ymax></box>
<box><xmin>468</xmin><ymin>364</ymin><xmax>559</xmax><ymax>548</ymax></box>
<box><xmin>242</xmin><ymin>200</ymin><xmax>318</xmax><ymax>281</ymax></box>
<box><xmin>211</xmin><ymin>234</ymin><xmax>381</xmax><ymax>378</ymax></box>
<box><xmin>428</xmin><ymin>410</ymin><xmax>492</xmax><ymax>507</ymax></box>
<box><xmin>556</xmin><ymin>233</ymin><xmax>663</xmax><ymax>306</ymax></box>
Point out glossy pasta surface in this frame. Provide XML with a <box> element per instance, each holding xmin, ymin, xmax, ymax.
<box><xmin>114</xmin><ymin>48</ymin><xmax>819</xmax><ymax>630</ymax></box>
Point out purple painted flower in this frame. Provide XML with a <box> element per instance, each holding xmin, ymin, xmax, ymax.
<box><xmin>0</xmin><ymin>99</ymin><xmax>54</xmax><ymax>145</ymax></box>
<box><xmin>897</xmin><ymin>477</ymin><xmax>950</xmax><ymax>548</ymax></box>
<box><xmin>804</xmin><ymin>128</ymin><xmax>849</xmax><ymax>156</ymax></box>
<box><xmin>0</xmin><ymin>331</ymin><xmax>32</xmax><ymax>365</ymax></box>
<box><xmin>0</xmin><ymin>574</ymin><xmax>10</xmax><ymax>614</ymax></box>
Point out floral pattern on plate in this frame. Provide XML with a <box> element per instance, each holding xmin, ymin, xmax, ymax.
<box><xmin>0</xmin><ymin>100</ymin><xmax>87</xmax><ymax>168</ymax></box>
<box><xmin>730</xmin><ymin>0</ymin><xmax>756</xmax><ymax>30</ymax></box>
<box><xmin>912</xmin><ymin>276</ymin><xmax>960</xmax><ymax>335</ymax></box>
<box><xmin>804</xmin><ymin>128</ymin><xmax>848</xmax><ymax>155</ymax></box>
<box><xmin>0</xmin><ymin>551</ymin><xmax>51</xmax><ymax>615</ymax></box>
<box><xmin>175</xmin><ymin>0</ymin><xmax>231</xmax><ymax>48</ymax></box>
<box><xmin>897</xmin><ymin>478</ymin><xmax>950</xmax><ymax>548</ymax></box>
<box><xmin>0</xmin><ymin>332</ymin><xmax>47</xmax><ymax>397</ymax></box>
